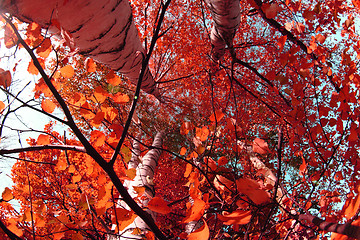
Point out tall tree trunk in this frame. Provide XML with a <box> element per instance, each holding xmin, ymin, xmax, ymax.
<box><xmin>110</xmin><ymin>132</ymin><xmax>164</xmax><ymax>239</ymax></box>
<box><xmin>0</xmin><ymin>0</ymin><xmax>160</xmax><ymax>98</ymax></box>
<box><xmin>205</xmin><ymin>0</ymin><xmax>241</xmax><ymax>61</ymax></box>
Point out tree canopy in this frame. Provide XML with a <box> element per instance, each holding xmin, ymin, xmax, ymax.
<box><xmin>0</xmin><ymin>0</ymin><xmax>360</xmax><ymax>239</ymax></box>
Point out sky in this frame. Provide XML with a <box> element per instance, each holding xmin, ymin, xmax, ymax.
<box><xmin>0</xmin><ymin>43</ymin><xmax>51</xmax><ymax>194</ymax></box>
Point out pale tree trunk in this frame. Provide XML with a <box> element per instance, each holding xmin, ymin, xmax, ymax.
<box><xmin>205</xmin><ymin>0</ymin><xmax>241</xmax><ymax>61</ymax></box>
<box><xmin>238</xmin><ymin>140</ymin><xmax>360</xmax><ymax>239</ymax></box>
<box><xmin>110</xmin><ymin>132</ymin><xmax>164</xmax><ymax>239</ymax></box>
<box><xmin>0</xmin><ymin>0</ymin><xmax>160</xmax><ymax>98</ymax></box>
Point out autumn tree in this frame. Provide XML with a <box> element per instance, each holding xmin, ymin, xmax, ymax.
<box><xmin>1</xmin><ymin>0</ymin><xmax>360</xmax><ymax>239</ymax></box>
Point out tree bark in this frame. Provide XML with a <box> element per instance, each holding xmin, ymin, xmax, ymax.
<box><xmin>110</xmin><ymin>132</ymin><xmax>164</xmax><ymax>239</ymax></box>
<box><xmin>0</xmin><ymin>0</ymin><xmax>160</xmax><ymax>98</ymax></box>
<box><xmin>205</xmin><ymin>0</ymin><xmax>241</xmax><ymax>61</ymax></box>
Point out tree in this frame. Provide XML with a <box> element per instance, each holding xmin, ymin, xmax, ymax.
<box><xmin>1</xmin><ymin>0</ymin><xmax>360</xmax><ymax>239</ymax></box>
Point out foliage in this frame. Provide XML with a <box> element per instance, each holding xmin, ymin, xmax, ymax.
<box><xmin>0</xmin><ymin>0</ymin><xmax>360</xmax><ymax>239</ymax></box>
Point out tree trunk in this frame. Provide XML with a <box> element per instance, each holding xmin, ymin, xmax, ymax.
<box><xmin>110</xmin><ymin>132</ymin><xmax>164</xmax><ymax>239</ymax></box>
<box><xmin>0</xmin><ymin>0</ymin><xmax>160</xmax><ymax>98</ymax></box>
<box><xmin>205</xmin><ymin>0</ymin><xmax>241</xmax><ymax>61</ymax></box>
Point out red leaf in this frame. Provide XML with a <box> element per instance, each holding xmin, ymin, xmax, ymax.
<box><xmin>209</xmin><ymin>110</ymin><xmax>224</xmax><ymax>122</ymax></box>
<box><xmin>218</xmin><ymin>209</ymin><xmax>252</xmax><ymax>225</ymax></box>
<box><xmin>147</xmin><ymin>197</ymin><xmax>171</xmax><ymax>214</ymax></box>
<box><xmin>36</xmin><ymin>38</ymin><xmax>52</xmax><ymax>58</ymax></box>
<box><xmin>218</xmin><ymin>156</ymin><xmax>228</xmax><ymax>166</ymax></box>
<box><xmin>0</xmin><ymin>69</ymin><xmax>12</xmax><ymax>88</ymax></box>
<box><xmin>4</xmin><ymin>24</ymin><xmax>17</xmax><ymax>49</ymax></box>
<box><xmin>277</xmin><ymin>36</ymin><xmax>287</xmax><ymax>51</ymax></box>
<box><xmin>85</xmin><ymin>58</ymin><xmax>96</xmax><ymax>72</ymax></box>
<box><xmin>236</xmin><ymin>178</ymin><xmax>270</xmax><ymax>205</ymax></box>
<box><xmin>262</xmin><ymin>3</ymin><xmax>282</xmax><ymax>19</ymax></box>
<box><xmin>252</xmin><ymin>138</ymin><xmax>270</xmax><ymax>154</ymax></box>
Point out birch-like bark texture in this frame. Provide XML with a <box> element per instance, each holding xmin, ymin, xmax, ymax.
<box><xmin>110</xmin><ymin>132</ymin><xmax>164</xmax><ymax>239</ymax></box>
<box><xmin>0</xmin><ymin>0</ymin><xmax>160</xmax><ymax>98</ymax></box>
<box><xmin>205</xmin><ymin>0</ymin><xmax>241</xmax><ymax>61</ymax></box>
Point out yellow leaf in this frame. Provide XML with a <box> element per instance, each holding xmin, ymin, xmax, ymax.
<box><xmin>125</xmin><ymin>168</ymin><xmax>136</xmax><ymax>180</ymax></box>
<box><xmin>2</xmin><ymin>187</ymin><xmax>13</xmax><ymax>201</ymax></box>
<box><xmin>60</xmin><ymin>65</ymin><xmax>74</xmax><ymax>78</ymax></box>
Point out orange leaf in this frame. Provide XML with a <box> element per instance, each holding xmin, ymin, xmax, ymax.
<box><xmin>0</xmin><ymin>69</ymin><xmax>12</xmax><ymax>88</ymax></box>
<box><xmin>180</xmin><ymin>121</ymin><xmax>194</xmax><ymax>135</ymax></box>
<box><xmin>85</xmin><ymin>58</ymin><xmax>96</xmax><ymax>72</ymax></box>
<box><xmin>299</xmin><ymin>157</ymin><xmax>307</xmax><ymax>176</ymax></box>
<box><xmin>93</xmin><ymin>86</ymin><xmax>108</xmax><ymax>103</ymax></box>
<box><xmin>184</xmin><ymin>163</ymin><xmax>192</xmax><ymax>178</ymax></box>
<box><xmin>236</xmin><ymin>178</ymin><xmax>270</xmax><ymax>205</ymax></box>
<box><xmin>180</xmin><ymin>147</ymin><xmax>187</xmax><ymax>155</ymax></box>
<box><xmin>218</xmin><ymin>209</ymin><xmax>252</xmax><ymax>225</ymax></box>
<box><xmin>147</xmin><ymin>197</ymin><xmax>171</xmax><ymax>214</ymax></box>
<box><xmin>112</xmin><ymin>92</ymin><xmax>129</xmax><ymax>104</ymax></box>
<box><xmin>41</xmin><ymin>99</ymin><xmax>56</xmax><ymax>113</ymax></box>
<box><xmin>2</xmin><ymin>187</ymin><xmax>13</xmax><ymax>201</ymax></box>
<box><xmin>188</xmin><ymin>220</ymin><xmax>209</xmax><ymax>240</ymax></box>
<box><xmin>106</xmin><ymin>70</ymin><xmax>122</xmax><ymax>85</ymax></box>
<box><xmin>90</xmin><ymin>130</ymin><xmax>105</xmax><ymax>147</ymax></box>
<box><xmin>37</xmin><ymin>134</ymin><xmax>50</xmax><ymax>145</ymax></box>
<box><xmin>113</xmin><ymin>209</ymin><xmax>137</xmax><ymax>231</ymax></box>
<box><xmin>28</xmin><ymin>59</ymin><xmax>39</xmax><ymax>75</ymax></box>
<box><xmin>60</xmin><ymin>65</ymin><xmax>74</xmax><ymax>78</ymax></box>
<box><xmin>252</xmin><ymin>138</ymin><xmax>270</xmax><ymax>154</ymax></box>
<box><xmin>183</xmin><ymin>198</ymin><xmax>206</xmax><ymax>223</ymax></box>
<box><xmin>0</xmin><ymin>101</ymin><xmax>5</xmax><ymax>112</ymax></box>
<box><xmin>196</xmin><ymin>126</ymin><xmax>209</xmax><ymax>141</ymax></box>
<box><xmin>344</xmin><ymin>193</ymin><xmax>360</xmax><ymax>220</ymax></box>
<box><xmin>7</xmin><ymin>218</ymin><xmax>23</xmax><ymax>237</ymax></box>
